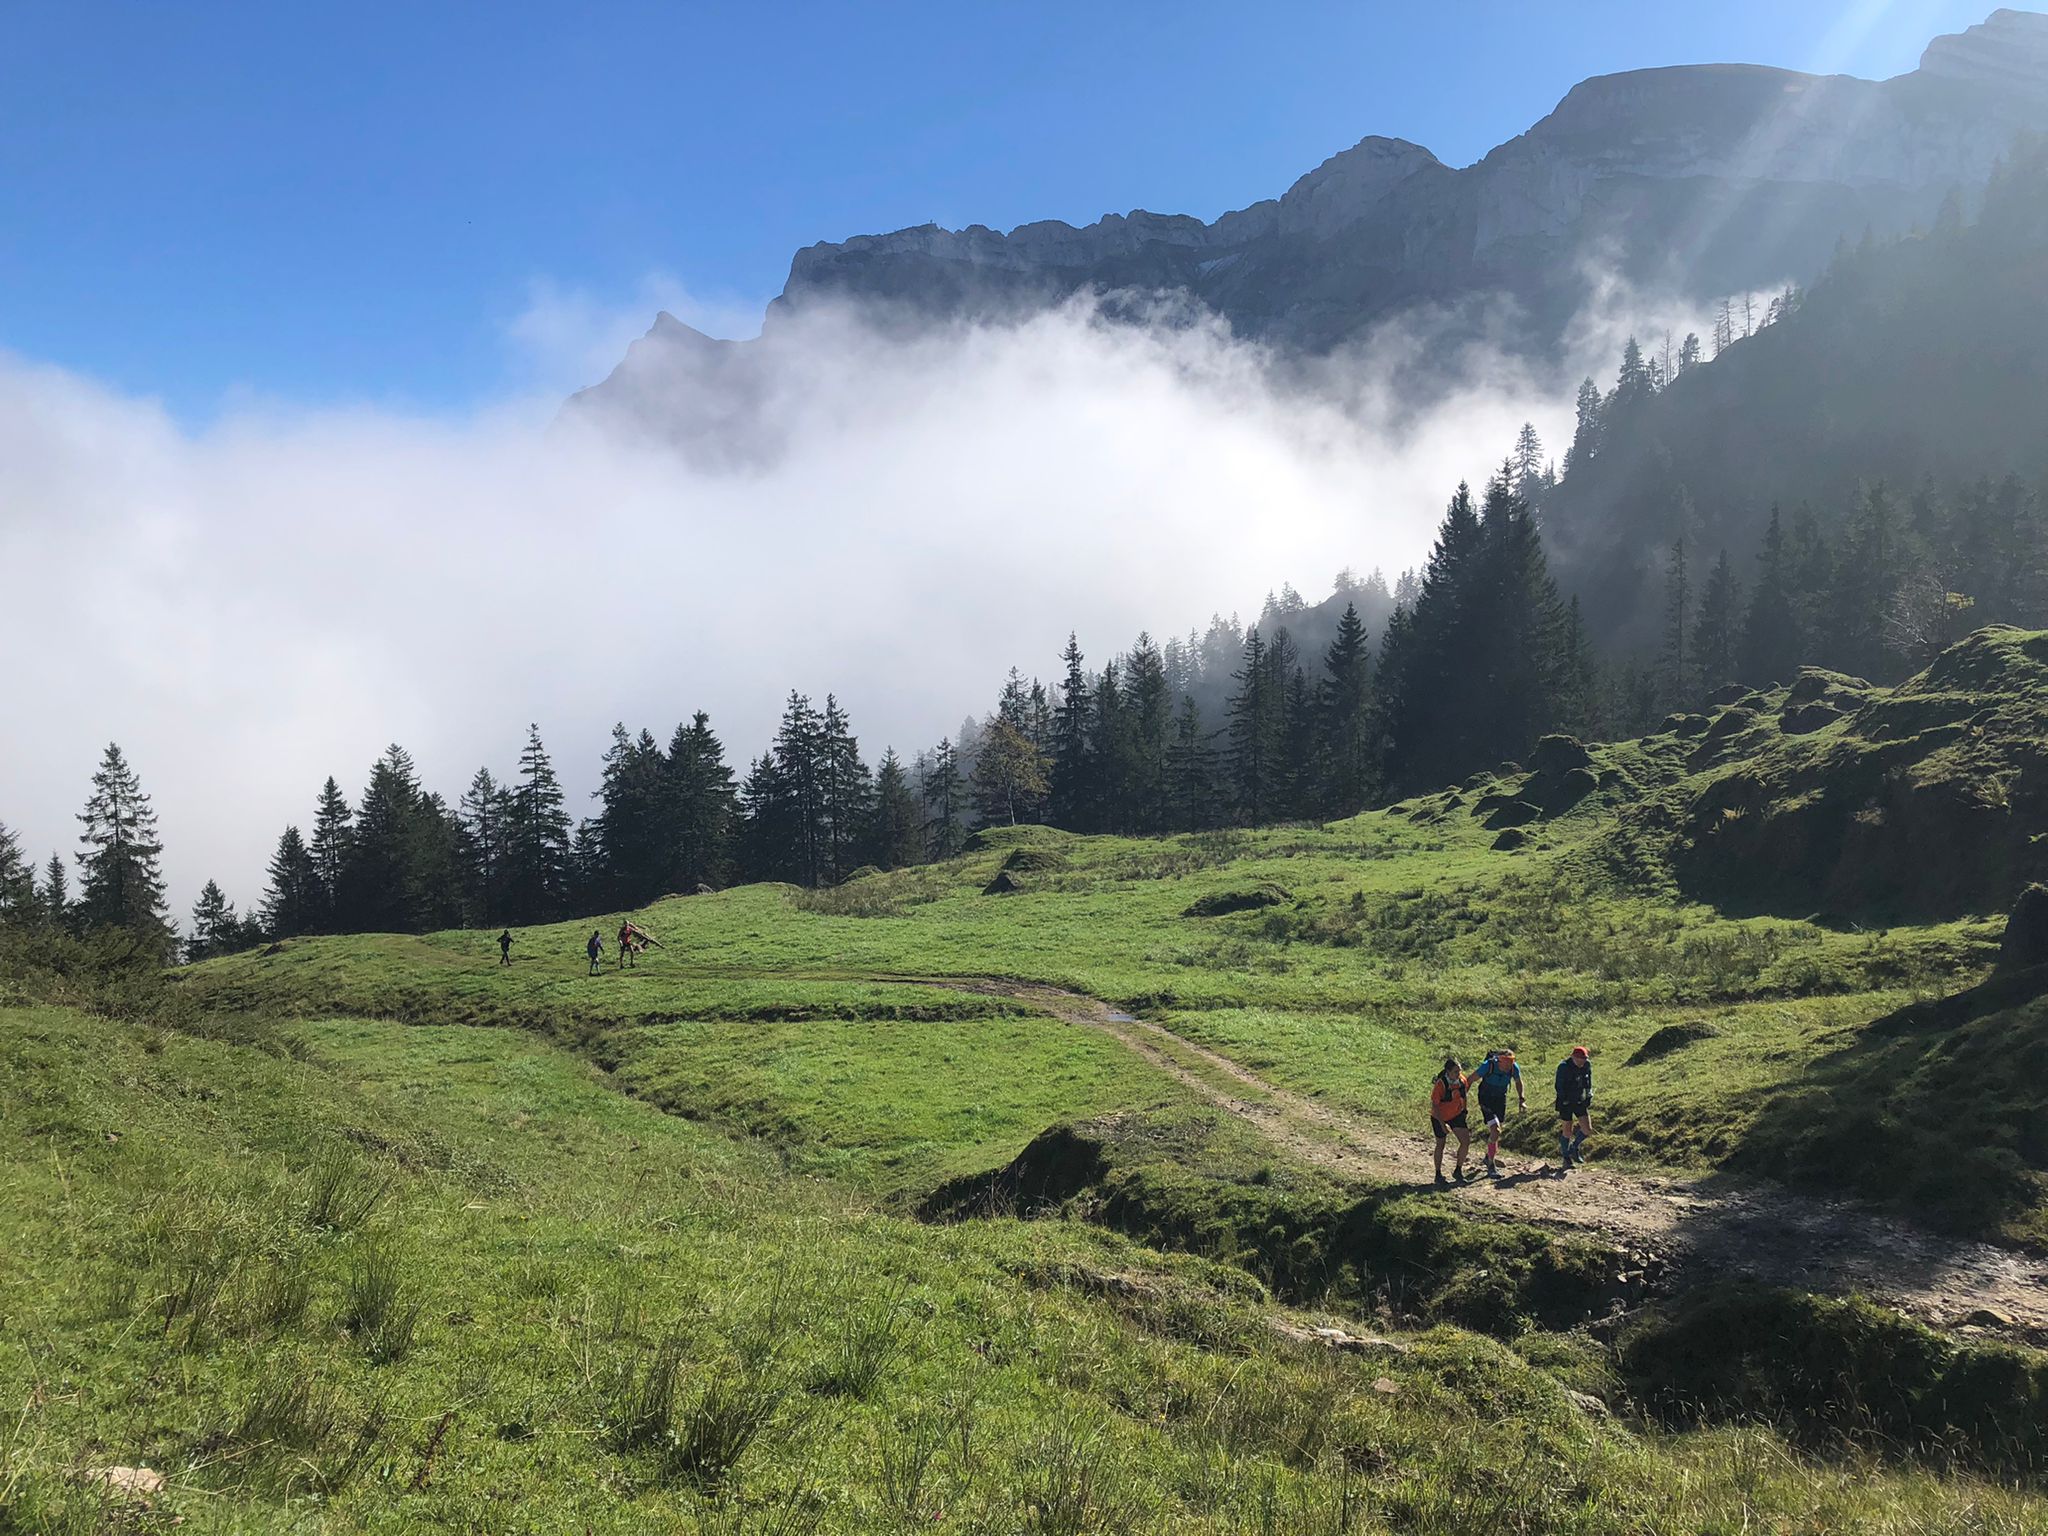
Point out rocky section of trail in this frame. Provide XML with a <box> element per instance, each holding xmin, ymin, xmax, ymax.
<box><xmin>940</xmin><ymin>979</ymin><xmax>2048</xmax><ymax>1345</ymax></box>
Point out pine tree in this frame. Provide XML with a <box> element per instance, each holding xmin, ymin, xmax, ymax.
<box><xmin>1563</xmin><ymin>377</ymin><xmax>1603</xmax><ymax>475</ymax></box>
<box><xmin>1740</xmin><ymin>507</ymin><xmax>1804</xmax><ymax>685</ymax></box>
<box><xmin>1692</xmin><ymin>549</ymin><xmax>1741</xmax><ymax>690</ymax></box>
<box><xmin>1316</xmin><ymin>602</ymin><xmax>1374</xmax><ymax>816</ymax></box>
<box><xmin>1048</xmin><ymin>634</ymin><xmax>1094</xmax><ymax>830</ymax></box>
<box><xmin>921</xmin><ymin>737</ymin><xmax>967</xmax><ymax>859</ymax></box>
<box><xmin>1828</xmin><ymin>484</ymin><xmax>1906</xmax><ymax>679</ymax></box>
<box><xmin>1677</xmin><ymin>333</ymin><xmax>1702</xmax><ymax>374</ymax></box>
<box><xmin>817</xmin><ymin>695</ymin><xmax>873</xmax><ymax>884</ymax></box>
<box><xmin>308</xmin><ymin>776</ymin><xmax>352</xmax><ymax>930</ymax></box>
<box><xmin>1713</xmin><ymin>297</ymin><xmax>1735</xmax><ymax>356</ymax></box>
<box><xmin>260</xmin><ymin>825</ymin><xmax>319</xmax><ymax>937</ymax></box>
<box><xmin>0</xmin><ymin>821</ymin><xmax>33</xmax><ymax>923</ymax></box>
<box><xmin>1660</xmin><ymin>538</ymin><xmax>1693</xmax><ymax>709</ymax></box>
<box><xmin>1511</xmin><ymin>423</ymin><xmax>1546</xmax><ymax>501</ymax></box>
<box><xmin>458</xmin><ymin>767</ymin><xmax>509</xmax><ymax>923</ymax></box>
<box><xmin>1165</xmin><ymin>695</ymin><xmax>1220</xmax><ymax>829</ymax></box>
<box><xmin>186</xmin><ymin>879</ymin><xmax>239</xmax><ymax>962</ymax></box>
<box><xmin>503</xmin><ymin>725</ymin><xmax>571</xmax><ymax>921</ymax></box>
<box><xmin>1380</xmin><ymin>482</ymin><xmax>1488</xmax><ymax>792</ymax></box>
<box><xmin>737</xmin><ymin>754</ymin><xmax>796</xmax><ymax>883</ymax></box>
<box><xmin>1122</xmin><ymin>634</ymin><xmax>1171</xmax><ymax>830</ymax></box>
<box><xmin>663</xmin><ymin>712</ymin><xmax>737</xmax><ymax>893</ymax></box>
<box><xmin>336</xmin><ymin>745</ymin><xmax>423</xmax><ymax>932</ymax></box>
<box><xmin>865</xmin><ymin>749</ymin><xmax>923</xmax><ymax>870</ymax></box>
<box><xmin>1278</xmin><ymin>667</ymin><xmax>1316</xmax><ymax>819</ymax></box>
<box><xmin>42</xmin><ymin>851</ymin><xmax>69</xmax><ymax>931</ymax></box>
<box><xmin>75</xmin><ymin>743</ymin><xmax>172</xmax><ymax>952</ymax></box>
<box><xmin>1226</xmin><ymin>630</ymin><xmax>1278</xmax><ymax>823</ymax></box>
<box><xmin>594</xmin><ymin>724</ymin><xmax>668</xmax><ymax>905</ymax></box>
<box><xmin>1613</xmin><ymin>337</ymin><xmax>1654</xmax><ymax>410</ymax></box>
<box><xmin>1474</xmin><ymin>468</ymin><xmax>1571</xmax><ymax>766</ymax></box>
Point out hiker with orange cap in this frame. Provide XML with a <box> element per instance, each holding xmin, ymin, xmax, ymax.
<box><xmin>1429</xmin><ymin>1056</ymin><xmax>1476</xmax><ymax>1186</ymax></box>
<box><xmin>1554</xmin><ymin>1046</ymin><xmax>1593</xmax><ymax>1171</ymax></box>
<box><xmin>1471</xmin><ymin>1049</ymin><xmax>1525</xmax><ymax>1177</ymax></box>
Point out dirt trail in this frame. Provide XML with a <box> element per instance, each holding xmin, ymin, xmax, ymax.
<box><xmin>939</xmin><ymin>978</ymin><xmax>2048</xmax><ymax>1344</ymax></box>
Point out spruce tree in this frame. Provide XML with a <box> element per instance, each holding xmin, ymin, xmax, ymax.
<box><xmin>186</xmin><ymin>879</ymin><xmax>238</xmax><ymax>962</ymax></box>
<box><xmin>865</xmin><ymin>749</ymin><xmax>923</xmax><ymax>870</ymax></box>
<box><xmin>1048</xmin><ymin>635</ymin><xmax>1094</xmax><ymax>830</ymax></box>
<box><xmin>1563</xmin><ymin>378</ymin><xmax>1603</xmax><ymax>475</ymax></box>
<box><xmin>664</xmin><ymin>713</ymin><xmax>737</xmax><ymax>892</ymax></box>
<box><xmin>1828</xmin><ymin>484</ymin><xmax>1905</xmax><ymax>679</ymax></box>
<box><xmin>1316</xmin><ymin>602</ymin><xmax>1374</xmax><ymax>816</ymax></box>
<box><xmin>308</xmin><ymin>776</ymin><xmax>352</xmax><ymax>930</ymax></box>
<box><xmin>1510</xmin><ymin>423</ymin><xmax>1546</xmax><ymax>501</ymax></box>
<box><xmin>42</xmin><ymin>851</ymin><xmax>69</xmax><ymax>931</ymax></box>
<box><xmin>260</xmin><ymin>825</ymin><xmax>319</xmax><ymax>937</ymax></box>
<box><xmin>1660</xmin><ymin>538</ymin><xmax>1693</xmax><ymax>709</ymax></box>
<box><xmin>1226</xmin><ymin>630</ymin><xmax>1277</xmax><ymax>823</ymax></box>
<box><xmin>1278</xmin><ymin>667</ymin><xmax>1316</xmax><ymax>819</ymax></box>
<box><xmin>458</xmin><ymin>767</ymin><xmax>509</xmax><ymax>923</ymax></box>
<box><xmin>503</xmin><ymin>725</ymin><xmax>572</xmax><ymax>920</ymax></box>
<box><xmin>1739</xmin><ymin>506</ymin><xmax>1804</xmax><ymax>685</ymax></box>
<box><xmin>1692</xmin><ymin>549</ymin><xmax>1741</xmax><ymax>690</ymax></box>
<box><xmin>1089</xmin><ymin>661</ymin><xmax>1129</xmax><ymax>832</ymax></box>
<box><xmin>1122</xmin><ymin>635</ymin><xmax>1171</xmax><ymax>830</ymax></box>
<box><xmin>921</xmin><ymin>738</ymin><xmax>967</xmax><ymax>859</ymax></box>
<box><xmin>0</xmin><ymin>821</ymin><xmax>32</xmax><ymax>923</ymax></box>
<box><xmin>817</xmin><ymin>695</ymin><xmax>873</xmax><ymax>884</ymax></box>
<box><xmin>1165</xmin><ymin>695</ymin><xmax>1220</xmax><ymax>829</ymax></box>
<box><xmin>1475</xmin><ymin>468</ymin><xmax>1570</xmax><ymax>767</ymax></box>
<box><xmin>1381</xmin><ymin>483</ymin><xmax>1487</xmax><ymax>792</ymax></box>
<box><xmin>737</xmin><ymin>754</ymin><xmax>794</xmax><ymax>883</ymax></box>
<box><xmin>595</xmin><ymin>725</ymin><xmax>669</xmax><ymax>905</ymax></box>
<box><xmin>337</xmin><ymin>745</ymin><xmax>422</xmax><ymax>932</ymax></box>
<box><xmin>75</xmin><ymin>743</ymin><xmax>172</xmax><ymax>952</ymax></box>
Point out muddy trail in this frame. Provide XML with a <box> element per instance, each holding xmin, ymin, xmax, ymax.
<box><xmin>934</xmin><ymin>978</ymin><xmax>2048</xmax><ymax>1345</ymax></box>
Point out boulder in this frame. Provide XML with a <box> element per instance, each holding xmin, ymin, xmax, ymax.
<box><xmin>1624</xmin><ymin>1020</ymin><xmax>1719</xmax><ymax>1065</ymax></box>
<box><xmin>1998</xmin><ymin>885</ymin><xmax>2048</xmax><ymax>972</ymax></box>
<box><xmin>1492</xmin><ymin>828</ymin><xmax>1530</xmax><ymax>851</ymax></box>
<box><xmin>982</xmin><ymin>869</ymin><xmax>1023</xmax><ymax>895</ymax></box>
<box><xmin>1527</xmin><ymin>734</ymin><xmax>1592</xmax><ymax>774</ymax></box>
<box><xmin>1705</xmin><ymin>683</ymin><xmax>1750</xmax><ymax>706</ymax></box>
<box><xmin>1484</xmin><ymin>799</ymin><xmax>1543</xmax><ymax>830</ymax></box>
<box><xmin>1781</xmin><ymin>701</ymin><xmax>1842</xmax><ymax>735</ymax></box>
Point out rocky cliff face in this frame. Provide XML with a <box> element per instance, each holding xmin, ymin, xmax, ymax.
<box><xmin>576</xmin><ymin>9</ymin><xmax>2048</xmax><ymax>433</ymax></box>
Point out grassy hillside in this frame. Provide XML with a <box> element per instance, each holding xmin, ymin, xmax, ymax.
<box><xmin>16</xmin><ymin>1004</ymin><xmax>2047</xmax><ymax>1532</ymax></box>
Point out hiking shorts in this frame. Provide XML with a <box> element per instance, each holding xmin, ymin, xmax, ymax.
<box><xmin>1556</xmin><ymin>1099</ymin><xmax>1589</xmax><ymax>1121</ymax></box>
<box><xmin>1478</xmin><ymin>1089</ymin><xmax>1509</xmax><ymax>1125</ymax></box>
<box><xmin>1432</xmin><ymin>1111</ymin><xmax>1468</xmax><ymax>1139</ymax></box>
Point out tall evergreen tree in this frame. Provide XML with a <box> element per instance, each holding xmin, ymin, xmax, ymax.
<box><xmin>1828</xmin><ymin>484</ymin><xmax>1906</xmax><ymax>679</ymax></box>
<box><xmin>1089</xmin><ymin>661</ymin><xmax>1129</xmax><ymax>832</ymax></box>
<box><xmin>663</xmin><ymin>712</ymin><xmax>737</xmax><ymax>893</ymax></box>
<box><xmin>42</xmin><ymin>850</ymin><xmax>69</xmax><ymax>931</ymax></box>
<box><xmin>865</xmin><ymin>749</ymin><xmax>923</xmax><ymax>870</ymax></box>
<box><xmin>308</xmin><ymin>776</ymin><xmax>352</xmax><ymax>930</ymax></box>
<box><xmin>1165</xmin><ymin>695</ymin><xmax>1220</xmax><ymax>829</ymax></box>
<box><xmin>1226</xmin><ymin>630</ymin><xmax>1279</xmax><ymax>823</ymax></box>
<box><xmin>458</xmin><ymin>766</ymin><xmax>509</xmax><ymax>923</ymax></box>
<box><xmin>75</xmin><ymin>743</ymin><xmax>172</xmax><ymax>952</ymax></box>
<box><xmin>921</xmin><ymin>737</ymin><xmax>967</xmax><ymax>859</ymax></box>
<box><xmin>1564</xmin><ymin>377</ymin><xmax>1603</xmax><ymax>475</ymax></box>
<box><xmin>594</xmin><ymin>724</ymin><xmax>668</xmax><ymax>905</ymax></box>
<box><xmin>0</xmin><ymin>821</ymin><xmax>33</xmax><ymax>923</ymax></box>
<box><xmin>1315</xmin><ymin>602</ymin><xmax>1374</xmax><ymax>816</ymax></box>
<box><xmin>1121</xmin><ymin>634</ymin><xmax>1171</xmax><ymax>830</ymax></box>
<box><xmin>338</xmin><ymin>744</ymin><xmax>423</xmax><ymax>932</ymax></box>
<box><xmin>1660</xmin><ymin>538</ymin><xmax>1694</xmax><ymax>708</ymax></box>
<box><xmin>1739</xmin><ymin>506</ymin><xmax>1804</xmax><ymax>685</ymax></box>
<box><xmin>817</xmin><ymin>695</ymin><xmax>873</xmax><ymax>884</ymax></box>
<box><xmin>260</xmin><ymin>825</ymin><xmax>319</xmax><ymax>937</ymax></box>
<box><xmin>186</xmin><ymin>879</ymin><xmax>239</xmax><ymax>962</ymax></box>
<box><xmin>1692</xmin><ymin>549</ymin><xmax>1741</xmax><ymax>689</ymax></box>
<box><xmin>503</xmin><ymin>725</ymin><xmax>572</xmax><ymax>921</ymax></box>
<box><xmin>1048</xmin><ymin>635</ymin><xmax>1094</xmax><ymax>830</ymax></box>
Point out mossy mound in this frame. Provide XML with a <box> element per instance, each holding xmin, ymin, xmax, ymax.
<box><xmin>1183</xmin><ymin>884</ymin><xmax>1292</xmax><ymax>918</ymax></box>
<box><xmin>1001</xmin><ymin>847</ymin><xmax>1068</xmax><ymax>874</ymax></box>
<box><xmin>1492</xmin><ymin>828</ymin><xmax>1530</xmax><ymax>851</ymax></box>
<box><xmin>1620</xmin><ymin>1285</ymin><xmax>2048</xmax><ymax>1476</ymax></box>
<box><xmin>1623</xmin><ymin>1021</ymin><xmax>1718</xmax><ymax>1066</ymax></box>
<box><xmin>1661</xmin><ymin>627</ymin><xmax>2048</xmax><ymax>921</ymax></box>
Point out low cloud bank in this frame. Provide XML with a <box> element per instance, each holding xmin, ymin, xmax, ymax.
<box><xmin>2</xmin><ymin>293</ymin><xmax>1588</xmax><ymax>915</ymax></box>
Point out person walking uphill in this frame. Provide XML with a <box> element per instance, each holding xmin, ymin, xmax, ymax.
<box><xmin>1555</xmin><ymin>1046</ymin><xmax>1593</xmax><ymax>1171</ymax></box>
<box><xmin>498</xmin><ymin>929</ymin><xmax>513</xmax><ymax>966</ymax></box>
<box><xmin>586</xmin><ymin>929</ymin><xmax>604</xmax><ymax>976</ymax></box>
<box><xmin>1471</xmin><ymin>1049</ymin><xmax>1525</xmax><ymax>1177</ymax></box>
<box><xmin>1429</xmin><ymin>1057</ymin><xmax>1476</xmax><ymax>1185</ymax></box>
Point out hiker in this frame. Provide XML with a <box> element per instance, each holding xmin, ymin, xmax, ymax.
<box><xmin>1554</xmin><ymin>1046</ymin><xmax>1593</xmax><ymax>1170</ymax></box>
<box><xmin>1429</xmin><ymin>1056</ymin><xmax>1475</xmax><ymax>1185</ymax></box>
<box><xmin>617</xmin><ymin>920</ymin><xmax>637</xmax><ymax>969</ymax></box>
<box><xmin>498</xmin><ymin>929</ymin><xmax>513</xmax><ymax>966</ymax></box>
<box><xmin>1472</xmin><ymin>1049</ymin><xmax>1526</xmax><ymax>1177</ymax></box>
<box><xmin>586</xmin><ymin>929</ymin><xmax>604</xmax><ymax>976</ymax></box>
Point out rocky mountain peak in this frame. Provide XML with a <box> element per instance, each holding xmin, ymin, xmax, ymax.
<box><xmin>1920</xmin><ymin>8</ymin><xmax>2048</xmax><ymax>97</ymax></box>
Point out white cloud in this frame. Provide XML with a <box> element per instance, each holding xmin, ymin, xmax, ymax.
<box><xmin>0</xmin><ymin>295</ymin><xmax>1581</xmax><ymax>918</ymax></box>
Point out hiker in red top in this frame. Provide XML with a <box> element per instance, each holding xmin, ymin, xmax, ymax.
<box><xmin>1429</xmin><ymin>1057</ymin><xmax>1476</xmax><ymax>1185</ymax></box>
<box><xmin>617</xmin><ymin>920</ymin><xmax>638</xmax><ymax>969</ymax></box>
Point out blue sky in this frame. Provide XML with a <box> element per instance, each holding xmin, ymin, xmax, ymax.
<box><xmin>0</xmin><ymin>1</ymin><xmax>1999</xmax><ymax>414</ymax></box>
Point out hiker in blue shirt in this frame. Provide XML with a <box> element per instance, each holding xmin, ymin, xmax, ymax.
<box><xmin>1471</xmin><ymin>1049</ymin><xmax>1526</xmax><ymax>1177</ymax></box>
<box><xmin>1554</xmin><ymin>1046</ymin><xmax>1592</xmax><ymax>1171</ymax></box>
<box><xmin>586</xmin><ymin>929</ymin><xmax>604</xmax><ymax>976</ymax></box>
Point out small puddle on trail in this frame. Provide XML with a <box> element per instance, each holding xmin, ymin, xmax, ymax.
<box><xmin>1107</xmin><ymin>1011</ymin><xmax>1137</xmax><ymax>1022</ymax></box>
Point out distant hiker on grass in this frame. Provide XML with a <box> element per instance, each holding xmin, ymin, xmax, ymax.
<box><xmin>586</xmin><ymin>930</ymin><xmax>604</xmax><ymax>976</ymax></box>
<box><xmin>498</xmin><ymin>929</ymin><xmax>513</xmax><ymax>966</ymax></box>
<box><xmin>617</xmin><ymin>920</ymin><xmax>638</xmax><ymax>969</ymax></box>
<box><xmin>1430</xmin><ymin>1057</ymin><xmax>1475</xmax><ymax>1185</ymax></box>
<box><xmin>1472</xmin><ymin>1049</ymin><xmax>1525</xmax><ymax>1177</ymax></box>
<box><xmin>1554</xmin><ymin>1046</ymin><xmax>1593</xmax><ymax>1171</ymax></box>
